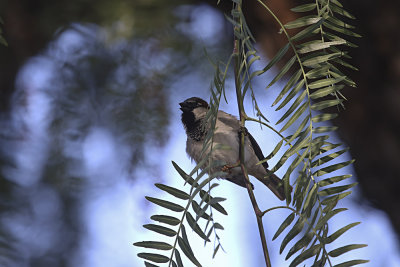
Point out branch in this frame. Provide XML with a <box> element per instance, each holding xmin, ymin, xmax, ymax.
<box><xmin>232</xmin><ymin>3</ymin><xmax>271</xmax><ymax>265</ymax></box>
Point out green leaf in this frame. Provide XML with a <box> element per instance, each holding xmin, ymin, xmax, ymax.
<box><xmin>318</xmin><ymin>183</ymin><xmax>357</xmax><ymax>196</ymax></box>
<box><xmin>172</xmin><ymin>161</ymin><xmax>198</xmax><ymax>187</ymax></box>
<box><xmin>283</xmin><ymin>173</ymin><xmax>292</xmax><ymax>205</ymax></box>
<box><xmin>325</xmin><ymin>222</ymin><xmax>361</xmax><ymax>244</ymax></box>
<box><xmin>313</xmin><ymin>126</ymin><xmax>338</xmax><ymax>133</ymax></box>
<box><xmin>292</xmin><ymin>19</ymin><xmax>324</xmax><ymax>41</ymax></box>
<box><xmin>302</xmin><ymin>183</ymin><xmax>318</xmax><ymax>215</ymax></box>
<box><xmin>191</xmin><ymin>176</ymin><xmax>215</xmax><ymax>198</ymax></box>
<box><xmin>286</xmin><ymin>130</ymin><xmax>311</xmax><ymax>158</ymax></box>
<box><xmin>290</xmin><ymin>3</ymin><xmax>316</xmax><ymax>12</ymax></box>
<box><xmin>298</xmin><ymin>40</ymin><xmax>346</xmax><ymax>54</ymax></box>
<box><xmin>286</xmin><ymin>116</ymin><xmax>310</xmax><ymax>144</ymax></box>
<box><xmin>133</xmin><ymin>241</ymin><xmax>173</xmax><ymax>251</ymax></box>
<box><xmin>207</xmin><ymin>197</ymin><xmax>226</xmax><ymax>205</ymax></box>
<box><xmin>213</xmin><ymin>244</ymin><xmax>220</xmax><ymax>258</ymax></box>
<box><xmin>276</xmin><ymin>90</ymin><xmax>307</xmax><ymax>124</ymax></box>
<box><xmin>308</xmin><ymin>77</ymin><xmax>345</xmax><ymax>89</ymax></box>
<box><xmin>155</xmin><ymin>184</ymin><xmax>190</xmax><ymax>200</ymax></box>
<box><xmin>186</xmin><ymin>212</ymin><xmax>210</xmax><ymax>242</ymax></box>
<box><xmin>333</xmin><ymin>58</ymin><xmax>359</xmax><ymax>71</ymax></box>
<box><xmin>308</xmin><ymin>136</ymin><xmax>330</xmax><ymax>158</ymax></box>
<box><xmin>280</xmin><ymin>217</ymin><xmax>305</xmax><ymax>253</ymax></box>
<box><xmin>303</xmin><ymin>52</ymin><xmax>342</xmax><ymax>67</ymax></box>
<box><xmin>312</xmin><ymin>257</ymin><xmax>327</xmax><ymax>267</ymax></box>
<box><xmin>199</xmin><ymin>190</ymin><xmax>228</xmax><ymax>215</ymax></box>
<box><xmin>293</xmin><ymin>173</ymin><xmax>309</xmax><ymax>207</ymax></box>
<box><xmin>275</xmin><ymin>79</ymin><xmax>305</xmax><ymax>111</ymax></box>
<box><xmin>314</xmin><ymin>159</ymin><xmax>355</xmax><ymax>176</ymax></box>
<box><xmin>327</xmin><ymin>16</ymin><xmax>355</xmax><ymax>29</ymax></box>
<box><xmin>286</xmin><ymin>232</ymin><xmax>314</xmax><ymax>260</ymax></box>
<box><xmin>177</xmin><ymin>236</ymin><xmax>201</xmax><ymax>267</ymax></box>
<box><xmin>305</xmin><ymin>65</ymin><xmax>331</xmax><ymax>79</ymax></box>
<box><xmin>329</xmin><ymin>244</ymin><xmax>367</xmax><ymax>257</ymax></box>
<box><xmin>321</xmin><ymin>191</ymin><xmax>352</xmax><ymax>205</ymax></box>
<box><xmin>179</xmin><ymin>225</ymin><xmax>201</xmax><ymax>265</ymax></box>
<box><xmin>322</xmin><ymin>193</ymin><xmax>340</xmax><ymax>213</ymax></box>
<box><xmin>214</xmin><ymin>222</ymin><xmax>224</xmax><ymax>230</ymax></box>
<box><xmin>144</xmin><ymin>261</ymin><xmax>159</xmax><ymax>267</ymax></box>
<box><xmin>319</xmin><ymin>142</ymin><xmax>341</xmax><ymax>154</ymax></box>
<box><xmin>267</xmin><ymin>55</ymin><xmax>296</xmax><ymax>88</ymax></box>
<box><xmin>330</xmin><ymin>3</ymin><xmax>356</xmax><ymax>19</ymax></box>
<box><xmin>175</xmin><ymin>249</ymin><xmax>184</xmax><ymax>267</ymax></box>
<box><xmin>330</xmin><ymin>0</ymin><xmax>343</xmax><ymax>8</ymax></box>
<box><xmin>273</xmin><ymin>212</ymin><xmax>295</xmax><ymax>240</ymax></box>
<box><xmin>191</xmin><ymin>200</ymin><xmax>211</xmax><ymax>221</ymax></box>
<box><xmin>311</xmin><ymin>113</ymin><xmax>338</xmax><ymax>122</ymax></box>
<box><xmin>284</xmin><ymin>16</ymin><xmax>321</xmax><ymax>29</ymax></box>
<box><xmin>151</xmin><ymin>215</ymin><xmax>181</xmax><ymax>226</ymax></box>
<box><xmin>137</xmin><ymin>253</ymin><xmax>169</xmax><ymax>264</ymax></box>
<box><xmin>332</xmin><ymin>260</ymin><xmax>369</xmax><ymax>267</ymax></box>
<box><xmin>289</xmin><ymin>244</ymin><xmax>322</xmax><ymax>267</ymax></box>
<box><xmin>324</xmin><ymin>32</ymin><xmax>356</xmax><ymax>48</ymax></box>
<box><xmin>311</xmin><ymin>99</ymin><xmax>343</xmax><ymax>111</ymax></box>
<box><xmin>310</xmin><ymin>85</ymin><xmax>344</xmax><ymax>99</ymax></box>
<box><xmin>323</xmin><ymin>21</ymin><xmax>361</xmax><ymax>37</ymax></box>
<box><xmin>318</xmin><ymin>174</ymin><xmax>352</xmax><ymax>187</ymax></box>
<box><xmin>315</xmin><ymin>208</ymin><xmax>347</xmax><ymax>230</ymax></box>
<box><xmin>280</xmin><ymin>102</ymin><xmax>309</xmax><ymax>132</ymax></box>
<box><xmin>284</xmin><ymin>148</ymin><xmax>309</xmax><ymax>184</ymax></box>
<box><xmin>309</xmin><ymin>207</ymin><xmax>320</xmax><ymax>228</ymax></box>
<box><xmin>261</xmin><ymin>43</ymin><xmax>289</xmax><ymax>74</ymax></box>
<box><xmin>143</xmin><ymin>224</ymin><xmax>177</xmax><ymax>237</ymax></box>
<box><xmin>145</xmin><ymin>197</ymin><xmax>184</xmax><ymax>212</ymax></box>
<box><xmin>272</xmin><ymin>70</ymin><xmax>302</xmax><ymax>106</ymax></box>
<box><xmin>311</xmin><ymin>149</ymin><xmax>349</xmax><ymax>168</ymax></box>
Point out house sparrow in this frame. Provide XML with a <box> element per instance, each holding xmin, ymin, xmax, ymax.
<box><xmin>179</xmin><ymin>97</ymin><xmax>286</xmax><ymax>200</ymax></box>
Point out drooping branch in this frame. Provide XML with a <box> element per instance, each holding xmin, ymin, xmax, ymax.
<box><xmin>232</xmin><ymin>2</ymin><xmax>271</xmax><ymax>266</ymax></box>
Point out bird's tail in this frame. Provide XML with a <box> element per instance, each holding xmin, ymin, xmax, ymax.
<box><xmin>258</xmin><ymin>172</ymin><xmax>290</xmax><ymax>201</ymax></box>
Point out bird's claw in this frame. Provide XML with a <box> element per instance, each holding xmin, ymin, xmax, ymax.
<box><xmin>239</xmin><ymin>126</ymin><xmax>248</xmax><ymax>136</ymax></box>
<box><xmin>221</xmin><ymin>165</ymin><xmax>232</xmax><ymax>173</ymax></box>
<box><xmin>221</xmin><ymin>160</ymin><xmax>240</xmax><ymax>173</ymax></box>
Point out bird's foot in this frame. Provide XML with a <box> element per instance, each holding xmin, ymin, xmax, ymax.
<box><xmin>221</xmin><ymin>160</ymin><xmax>240</xmax><ymax>173</ymax></box>
<box><xmin>239</xmin><ymin>126</ymin><xmax>248</xmax><ymax>136</ymax></box>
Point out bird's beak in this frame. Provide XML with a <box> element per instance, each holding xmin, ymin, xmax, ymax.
<box><xmin>179</xmin><ymin>102</ymin><xmax>189</xmax><ymax>112</ymax></box>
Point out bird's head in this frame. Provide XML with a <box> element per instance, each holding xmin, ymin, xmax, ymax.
<box><xmin>179</xmin><ymin>97</ymin><xmax>209</xmax><ymax>140</ymax></box>
<box><xmin>179</xmin><ymin>97</ymin><xmax>209</xmax><ymax>113</ymax></box>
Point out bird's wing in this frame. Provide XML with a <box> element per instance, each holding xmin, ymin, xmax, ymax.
<box><xmin>217</xmin><ymin>111</ymin><xmax>240</xmax><ymax>129</ymax></box>
<box><xmin>244</xmin><ymin>128</ymin><xmax>269</xmax><ymax>169</ymax></box>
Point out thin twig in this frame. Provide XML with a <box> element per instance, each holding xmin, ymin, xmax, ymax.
<box><xmin>232</xmin><ymin>5</ymin><xmax>272</xmax><ymax>265</ymax></box>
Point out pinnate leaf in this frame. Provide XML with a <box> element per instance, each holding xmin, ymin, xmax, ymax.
<box><xmin>145</xmin><ymin>197</ymin><xmax>184</xmax><ymax>212</ymax></box>
<box><xmin>273</xmin><ymin>212</ymin><xmax>295</xmax><ymax>240</ymax></box>
<box><xmin>155</xmin><ymin>183</ymin><xmax>190</xmax><ymax>200</ymax></box>
<box><xmin>143</xmin><ymin>224</ymin><xmax>177</xmax><ymax>237</ymax></box>
<box><xmin>134</xmin><ymin>241</ymin><xmax>173</xmax><ymax>250</ymax></box>
<box><xmin>137</xmin><ymin>253</ymin><xmax>169</xmax><ymax>264</ymax></box>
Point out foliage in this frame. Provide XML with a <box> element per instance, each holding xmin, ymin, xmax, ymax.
<box><xmin>134</xmin><ymin>61</ymin><xmax>231</xmax><ymax>266</ymax></box>
<box><xmin>135</xmin><ymin>0</ymin><xmax>367</xmax><ymax>266</ymax></box>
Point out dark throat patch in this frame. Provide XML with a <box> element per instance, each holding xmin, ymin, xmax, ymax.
<box><xmin>181</xmin><ymin>111</ymin><xmax>206</xmax><ymax>141</ymax></box>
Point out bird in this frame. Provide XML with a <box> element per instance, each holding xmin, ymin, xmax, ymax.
<box><xmin>179</xmin><ymin>96</ymin><xmax>287</xmax><ymax>201</ymax></box>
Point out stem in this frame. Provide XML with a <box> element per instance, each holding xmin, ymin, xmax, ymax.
<box><xmin>232</xmin><ymin>3</ymin><xmax>271</xmax><ymax>265</ymax></box>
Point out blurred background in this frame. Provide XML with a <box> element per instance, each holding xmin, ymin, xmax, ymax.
<box><xmin>0</xmin><ymin>0</ymin><xmax>400</xmax><ymax>266</ymax></box>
